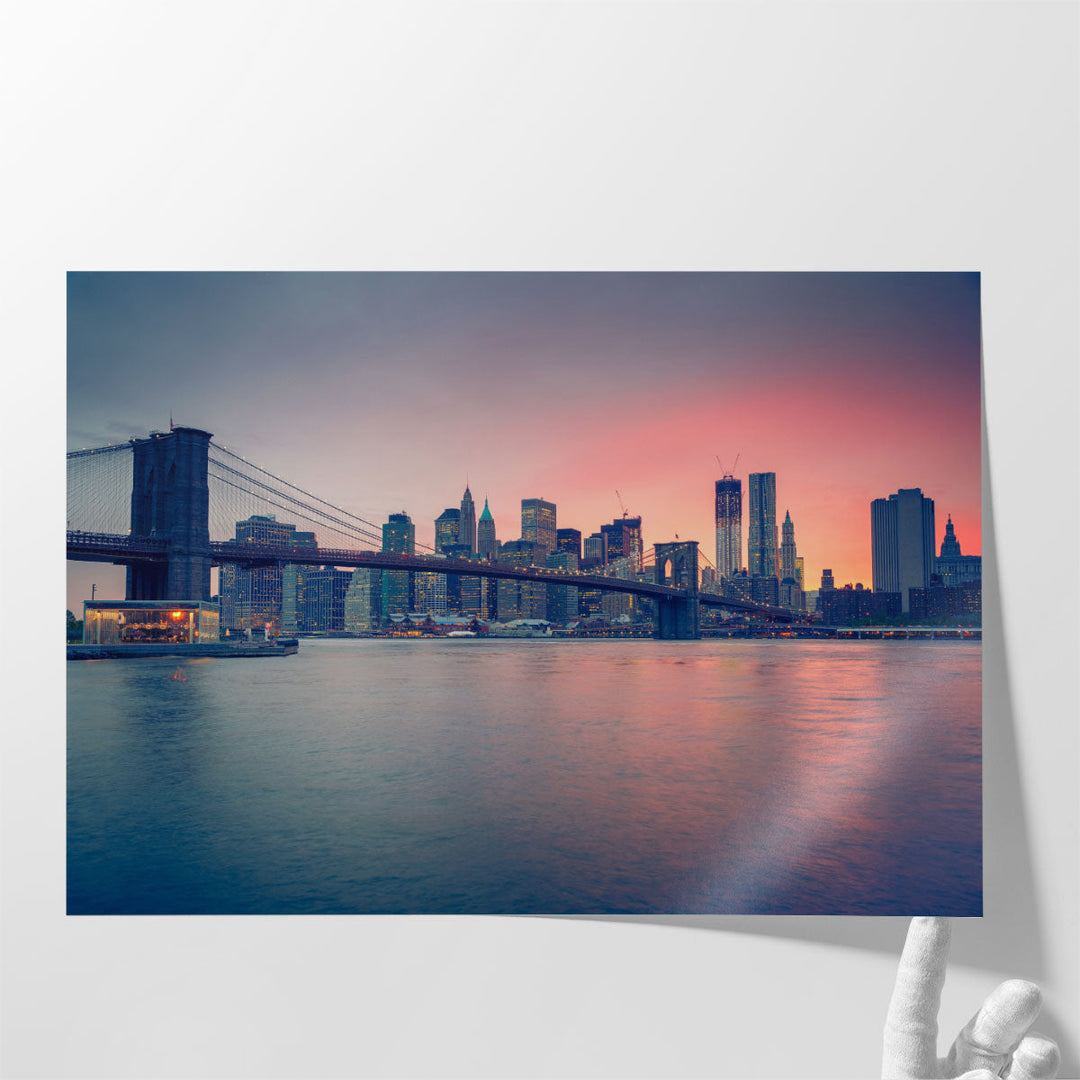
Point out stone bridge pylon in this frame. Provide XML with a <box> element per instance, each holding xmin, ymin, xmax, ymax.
<box><xmin>653</xmin><ymin>541</ymin><xmax>700</xmax><ymax>639</ymax></box>
<box><xmin>127</xmin><ymin>427</ymin><xmax>214</xmax><ymax>601</ymax></box>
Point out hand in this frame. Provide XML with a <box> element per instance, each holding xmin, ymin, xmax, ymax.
<box><xmin>883</xmin><ymin>917</ymin><xmax>1060</xmax><ymax>1079</ymax></box>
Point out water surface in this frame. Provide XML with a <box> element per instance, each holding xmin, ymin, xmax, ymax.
<box><xmin>67</xmin><ymin>638</ymin><xmax>981</xmax><ymax>914</ymax></box>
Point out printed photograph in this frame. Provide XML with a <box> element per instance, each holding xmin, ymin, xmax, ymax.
<box><xmin>66</xmin><ymin>271</ymin><xmax>982</xmax><ymax>915</ymax></box>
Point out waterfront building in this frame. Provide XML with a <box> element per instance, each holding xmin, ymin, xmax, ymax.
<box><xmin>601</xmin><ymin>554</ymin><xmax>637</xmax><ymax>619</ymax></box>
<box><xmin>413</xmin><ymin>569</ymin><xmax>448</xmax><ymax>616</ymax></box>
<box><xmin>714</xmin><ymin>475</ymin><xmax>742</xmax><ymax>581</ymax></box>
<box><xmin>748</xmin><ymin>473</ymin><xmax>778</xmax><ymax>579</ymax></box>
<box><xmin>871</xmin><ymin>488</ymin><xmax>936</xmax><ymax>612</ymax></box>
<box><xmin>82</xmin><ymin>599</ymin><xmax>219</xmax><ymax>644</ymax></box>
<box><xmin>750</xmin><ymin>573</ymin><xmax>780</xmax><ymax>607</ymax></box>
<box><xmin>909</xmin><ymin>577</ymin><xmax>982</xmax><ymax>625</ymax></box>
<box><xmin>935</xmin><ymin>516</ymin><xmax>982</xmax><ymax>587</ymax></box>
<box><xmin>818</xmin><ymin>583</ymin><xmax>902</xmax><ymax>626</ymax></box>
<box><xmin>522</xmin><ymin>498</ymin><xmax>557</xmax><ymax>562</ymax></box>
<box><xmin>459</xmin><ymin>485</ymin><xmax>477</xmax><ymax>554</ymax></box>
<box><xmin>218</xmin><ymin>514</ymin><xmax>317</xmax><ymax>633</ymax></box>
<box><xmin>477</xmin><ymin>498</ymin><xmax>497</xmax><ymax>559</ymax></box>
<box><xmin>381</xmin><ymin>512</ymin><xmax>415</xmax><ymax>622</ymax></box>
<box><xmin>344</xmin><ymin>566</ymin><xmax>382</xmax><ymax>632</ymax></box>
<box><xmin>301</xmin><ymin>566</ymin><xmax>352</xmax><ymax>632</ymax></box>
<box><xmin>780</xmin><ymin>510</ymin><xmax>798</xmax><ymax>583</ymax></box>
<box><xmin>545</xmin><ymin>549</ymin><xmax>580</xmax><ymax>624</ymax></box>
<box><xmin>779</xmin><ymin>577</ymin><xmax>803</xmax><ymax>612</ymax></box>
<box><xmin>721</xmin><ymin>570</ymin><xmax>751</xmax><ymax>602</ymax></box>
<box><xmin>435</xmin><ymin>508</ymin><xmax>460</xmax><ymax>552</ymax></box>
<box><xmin>556</xmin><ymin>528</ymin><xmax>582</xmax><ymax>561</ymax></box>
<box><xmin>497</xmin><ymin>539</ymin><xmax>545</xmax><ymax>621</ymax></box>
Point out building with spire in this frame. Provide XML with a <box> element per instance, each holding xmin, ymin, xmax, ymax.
<box><xmin>780</xmin><ymin>510</ymin><xmax>798</xmax><ymax>582</ymax></box>
<box><xmin>477</xmin><ymin>498</ymin><xmax>497</xmax><ymax>560</ymax></box>
<box><xmin>935</xmin><ymin>515</ymin><xmax>981</xmax><ymax>586</ymax></box>
<box><xmin>459</xmin><ymin>485</ymin><xmax>477</xmax><ymax>554</ymax></box>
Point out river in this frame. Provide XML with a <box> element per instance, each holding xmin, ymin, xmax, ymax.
<box><xmin>67</xmin><ymin>637</ymin><xmax>981</xmax><ymax>915</ymax></box>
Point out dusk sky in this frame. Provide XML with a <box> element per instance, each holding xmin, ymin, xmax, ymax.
<box><xmin>66</xmin><ymin>272</ymin><xmax>981</xmax><ymax>610</ymax></box>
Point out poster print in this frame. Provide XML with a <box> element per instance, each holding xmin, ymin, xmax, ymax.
<box><xmin>66</xmin><ymin>272</ymin><xmax>982</xmax><ymax>915</ymax></box>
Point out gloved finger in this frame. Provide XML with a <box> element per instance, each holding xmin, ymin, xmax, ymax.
<box><xmin>946</xmin><ymin>980</ymin><xmax>1043</xmax><ymax>1076</ymax></box>
<box><xmin>883</xmin><ymin>917</ymin><xmax>951</xmax><ymax>1079</ymax></box>
<box><xmin>1004</xmin><ymin>1032</ymin><xmax>1061</xmax><ymax>1080</ymax></box>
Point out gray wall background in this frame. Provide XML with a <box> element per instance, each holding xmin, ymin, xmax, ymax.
<box><xmin>3</xmin><ymin>3</ymin><xmax>1077</xmax><ymax>1077</ymax></box>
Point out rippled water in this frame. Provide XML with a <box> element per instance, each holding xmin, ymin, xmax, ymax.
<box><xmin>67</xmin><ymin>638</ymin><xmax>981</xmax><ymax>915</ymax></box>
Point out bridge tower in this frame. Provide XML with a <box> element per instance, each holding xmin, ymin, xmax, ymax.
<box><xmin>653</xmin><ymin>541</ymin><xmax>700</xmax><ymax>639</ymax></box>
<box><xmin>127</xmin><ymin>427</ymin><xmax>213</xmax><ymax>601</ymax></box>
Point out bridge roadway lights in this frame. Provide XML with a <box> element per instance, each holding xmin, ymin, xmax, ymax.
<box><xmin>653</xmin><ymin>541</ymin><xmax>701</xmax><ymax>640</ymax></box>
<box><xmin>127</xmin><ymin>427</ymin><xmax>214</xmax><ymax>602</ymax></box>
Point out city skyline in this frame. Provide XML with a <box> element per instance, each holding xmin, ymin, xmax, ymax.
<box><xmin>66</xmin><ymin>272</ymin><xmax>981</xmax><ymax>611</ymax></box>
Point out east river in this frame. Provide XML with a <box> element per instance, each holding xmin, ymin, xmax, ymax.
<box><xmin>67</xmin><ymin>638</ymin><xmax>982</xmax><ymax>915</ymax></box>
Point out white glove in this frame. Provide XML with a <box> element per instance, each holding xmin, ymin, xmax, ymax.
<box><xmin>882</xmin><ymin>917</ymin><xmax>1060</xmax><ymax>1079</ymax></box>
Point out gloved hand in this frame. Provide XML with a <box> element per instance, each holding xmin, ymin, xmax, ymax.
<box><xmin>883</xmin><ymin>917</ymin><xmax>1060</xmax><ymax>1079</ymax></box>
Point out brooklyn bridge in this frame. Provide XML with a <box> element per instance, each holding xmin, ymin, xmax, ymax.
<box><xmin>67</xmin><ymin>426</ymin><xmax>796</xmax><ymax>639</ymax></box>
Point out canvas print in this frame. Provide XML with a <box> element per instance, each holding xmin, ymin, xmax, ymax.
<box><xmin>66</xmin><ymin>272</ymin><xmax>982</xmax><ymax>915</ymax></box>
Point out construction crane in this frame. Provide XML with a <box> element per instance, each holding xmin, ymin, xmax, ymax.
<box><xmin>715</xmin><ymin>452</ymin><xmax>741</xmax><ymax>478</ymax></box>
<box><xmin>615</xmin><ymin>489</ymin><xmax>629</xmax><ymax>519</ymax></box>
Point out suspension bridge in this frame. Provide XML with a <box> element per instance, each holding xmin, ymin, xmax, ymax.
<box><xmin>67</xmin><ymin>426</ymin><xmax>795</xmax><ymax>639</ymax></box>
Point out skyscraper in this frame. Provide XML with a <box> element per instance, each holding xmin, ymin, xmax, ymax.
<box><xmin>381</xmin><ymin>512</ymin><xmax>415</xmax><ymax>622</ymax></box>
<box><xmin>871</xmin><ymin>488</ymin><xmax>936</xmax><ymax>612</ymax></box>
<box><xmin>521</xmin><ymin>498</ymin><xmax>557</xmax><ymax>562</ymax></box>
<box><xmin>459</xmin><ymin>485</ymin><xmax>477</xmax><ymax>554</ymax></box>
<box><xmin>780</xmin><ymin>509</ymin><xmax>798</xmax><ymax>583</ymax></box>
<box><xmin>600</xmin><ymin>516</ymin><xmax>643</xmax><ymax>571</ymax></box>
<box><xmin>714</xmin><ymin>475</ymin><xmax>742</xmax><ymax>581</ymax></box>
<box><xmin>477</xmin><ymin>498</ymin><xmax>496</xmax><ymax>559</ymax></box>
<box><xmin>556</xmin><ymin>528</ymin><xmax>582</xmax><ymax>562</ymax></box>
<box><xmin>434</xmin><ymin>508</ymin><xmax>460</xmax><ymax>553</ymax></box>
<box><xmin>748</xmin><ymin>472</ymin><xmax>778</xmax><ymax>579</ymax></box>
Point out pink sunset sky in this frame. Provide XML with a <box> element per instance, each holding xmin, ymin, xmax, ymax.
<box><xmin>67</xmin><ymin>272</ymin><xmax>981</xmax><ymax>609</ymax></box>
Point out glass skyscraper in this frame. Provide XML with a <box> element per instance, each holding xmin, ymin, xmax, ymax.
<box><xmin>747</xmin><ymin>472</ymin><xmax>778</xmax><ymax>579</ymax></box>
<box><xmin>871</xmin><ymin>488</ymin><xmax>936</xmax><ymax>612</ymax></box>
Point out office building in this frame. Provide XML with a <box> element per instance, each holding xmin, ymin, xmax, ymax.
<box><xmin>459</xmin><ymin>485</ymin><xmax>477</xmax><ymax>554</ymax></box>
<box><xmin>556</xmin><ymin>528</ymin><xmax>582</xmax><ymax>561</ymax></box>
<box><xmin>435</xmin><ymin>508</ymin><xmax>460</xmax><ymax>552</ymax></box>
<box><xmin>496</xmin><ymin>539</ymin><xmax>545</xmax><ymax>620</ymax></box>
<box><xmin>477</xmin><ymin>498</ymin><xmax>497</xmax><ymax>559</ymax></box>
<box><xmin>748</xmin><ymin>472</ymin><xmax>778</xmax><ymax>579</ymax></box>
<box><xmin>344</xmin><ymin>567</ymin><xmax>381</xmax><ymax>632</ymax></box>
<box><xmin>218</xmin><ymin>514</ymin><xmax>317</xmax><ymax>632</ymax></box>
<box><xmin>583</xmin><ymin>531</ymin><xmax>608</xmax><ymax>567</ymax></box>
<box><xmin>522</xmin><ymin>498</ymin><xmax>557</xmax><ymax>562</ymax></box>
<box><xmin>545</xmin><ymin>549</ymin><xmax>579</xmax><ymax>624</ymax></box>
<box><xmin>381</xmin><ymin>512</ymin><xmax>415</xmax><ymax>622</ymax></box>
<box><xmin>413</xmin><ymin>571</ymin><xmax>448</xmax><ymax>616</ymax></box>
<box><xmin>301</xmin><ymin>566</ymin><xmax>352</xmax><ymax>632</ymax></box>
<box><xmin>871</xmin><ymin>488</ymin><xmax>936</xmax><ymax>612</ymax></box>
<box><xmin>600</xmin><ymin>516</ymin><xmax>643</xmax><ymax>571</ymax></box>
<box><xmin>714</xmin><ymin>475</ymin><xmax>742</xmax><ymax>581</ymax></box>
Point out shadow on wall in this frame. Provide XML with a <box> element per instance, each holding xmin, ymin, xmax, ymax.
<box><xmin>552</xmin><ymin>377</ymin><xmax>1075</xmax><ymax>1067</ymax></box>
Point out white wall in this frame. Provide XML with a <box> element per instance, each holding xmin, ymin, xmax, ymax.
<box><xmin>3</xmin><ymin>3</ymin><xmax>1077</xmax><ymax>1077</ymax></box>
